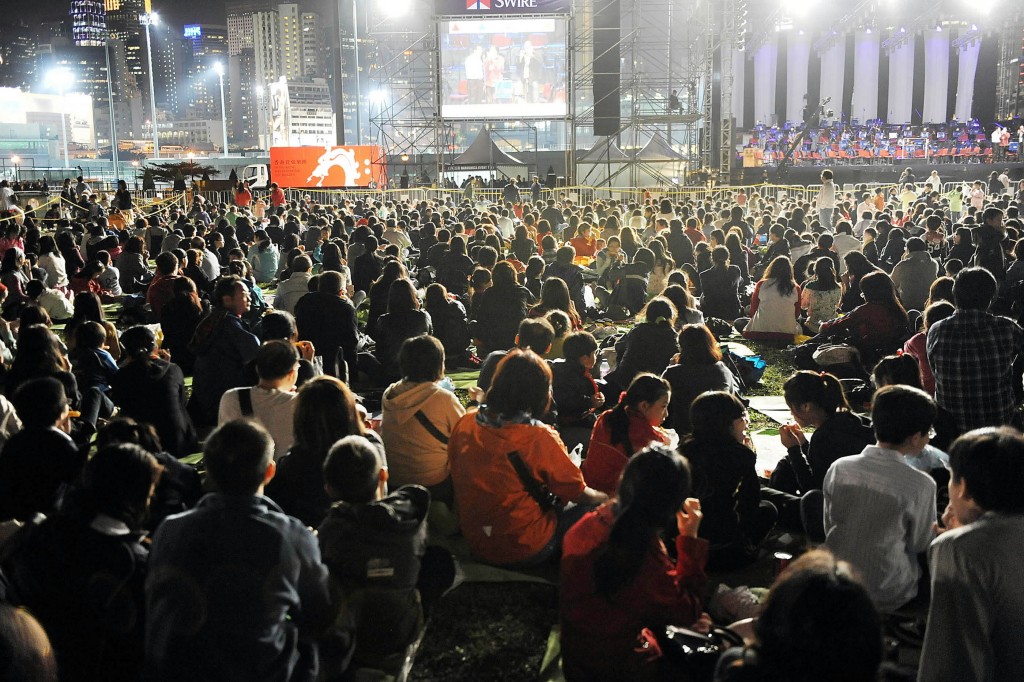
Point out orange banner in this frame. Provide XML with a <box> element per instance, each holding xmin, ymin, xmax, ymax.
<box><xmin>270</xmin><ymin>146</ymin><xmax>387</xmax><ymax>189</ymax></box>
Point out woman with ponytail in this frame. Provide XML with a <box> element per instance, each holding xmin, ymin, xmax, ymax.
<box><xmin>771</xmin><ymin>371</ymin><xmax>874</xmax><ymax>495</ymax></box>
<box><xmin>604</xmin><ymin>297</ymin><xmax>679</xmax><ymax>398</ymax></box>
<box><xmin>582</xmin><ymin>373</ymin><xmax>672</xmax><ymax>495</ymax></box>
<box><xmin>561</xmin><ymin>445</ymin><xmax>708</xmax><ymax>682</ymax></box>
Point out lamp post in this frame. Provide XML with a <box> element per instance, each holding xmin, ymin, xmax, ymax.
<box><xmin>10</xmin><ymin>156</ymin><xmax>19</xmax><ymax>183</ymax></box>
<box><xmin>141</xmin><ymin>12</ymin><xmax>160</xmax><ymax>159</ymax></box>
<box><xmin>352</xmin><ymin>0</ymin><xmax>362</xmax><ymax>144</ymax></box>
<box><xmin>46</xmin><ymin>68</ymin><xmax>73</xmax><ymax>170</ymax></box>
<box><xmin>213</xmin><ymin>62</ymin><xmax>229</xmax><ymax>157</ymax></box>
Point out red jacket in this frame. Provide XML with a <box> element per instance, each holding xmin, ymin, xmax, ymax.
<box><xmin>560</xmin><ymin>504</ymin><xmax>709</xmax><ymax>682</ymax></box>
<box><xmin>582</xmin><ymin>410</ymin><xmax>670</xmax><ymax>495</ymax></box>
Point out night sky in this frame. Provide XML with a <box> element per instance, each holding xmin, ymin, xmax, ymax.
<box><xmin>24</xmin><ymin>0</ymin><xmax>333</xmax><ymax>33</ymax></box>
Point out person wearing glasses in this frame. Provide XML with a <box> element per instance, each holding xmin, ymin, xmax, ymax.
<box><xmin>822</xmin><ymin>385</ymin><xmax>938</xmax><ymax>613</ymax></box>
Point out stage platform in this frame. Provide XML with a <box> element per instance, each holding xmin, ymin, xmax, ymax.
<box><xmin>736</xmin><ymin>161</ymin><xmax>1024</xmax><ymax>187</ymax></box>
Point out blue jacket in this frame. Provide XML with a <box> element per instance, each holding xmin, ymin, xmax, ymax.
<box><xmin>145</xmin><ymin>493</ymin><xmax>336</xmax><ymax>682</ymax></box>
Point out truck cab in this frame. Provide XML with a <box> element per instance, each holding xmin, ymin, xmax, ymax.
<box><xmin>242</xmin><ymin>164</ymin><xmax>270</xmax><ymax>190</ymax></box>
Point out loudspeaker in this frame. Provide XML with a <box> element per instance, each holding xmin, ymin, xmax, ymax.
<box><xmin>593</xmin><ymin>0</ymin><xmax>620</xmax><ymax>137</ymax></box>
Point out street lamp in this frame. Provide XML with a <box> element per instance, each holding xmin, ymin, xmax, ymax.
<box><xmin>46</xmin><ymin>68</ymin><xmax>73</xmax><ymax>170</ymax></box>
<box><xmin>10</xmin><ymin>156</ymin><xmax>19</xmax><ymax>183</ymax></box>
<box><xmin>141</xmin><ymin>12</ymin><xmax>160</xmax><ymax>159</ymax></box>
<box><xmin>212</xmin><ymin>62</ymin><xmax>229</xmax><ymax>158</ymax></box>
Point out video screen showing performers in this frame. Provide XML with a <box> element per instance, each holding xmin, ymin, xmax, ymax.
<box><xmin>440</xmin><ymin>18</ymin><xmax>568</xmax><ymax>119</ymax></box>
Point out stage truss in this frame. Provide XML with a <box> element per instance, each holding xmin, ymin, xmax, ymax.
<box><xmin>365</xmin><ymin>0</ymin><xmax>738</xmax><ymax>188</ymax></box>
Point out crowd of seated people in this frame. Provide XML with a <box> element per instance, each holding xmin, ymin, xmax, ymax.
<box><xmin>0</xmin><ymin>166</ymin><xmax>1021</xmax><ymax>681</ymax></box>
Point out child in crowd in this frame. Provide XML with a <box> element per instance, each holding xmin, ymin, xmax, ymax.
<box><xmin>25</xmin><ymin>279</ymin><xmax>73</xmax><ymax>322</ymax></box>
<box><xmin>317</xmin><ymin>435</ymin><xmax>443</xmax><ymax>674</ymax></box>
<box><xmin>582</xmin><ymin>373</ymin><xmax>672</xmax><ymax>495</ymax></box>
<box><xmin>94</xmin><ymin>250</ymin><xmax>122</xmax><ymax>297</ymax></box>
<box><xmin>550</xmin><ymin>331</ymin><xmax>604</xmax><ymax>430</ymax></box>
<box><xmin>545</xmin><ymin>309</ymin><xmax>571</xmax><ymax>359</ymax></box>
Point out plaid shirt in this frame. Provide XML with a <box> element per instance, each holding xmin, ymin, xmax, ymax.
<box><xmin>927</xmin><ymin>309</ymin><xmax>1023</xmax><ymax>433</ymax></box>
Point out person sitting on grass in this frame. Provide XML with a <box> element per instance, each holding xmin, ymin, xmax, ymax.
<box><xmin>561</xmin><ymin>445</ymin><xmax>709</xmax><ymax>682</ymax></box>
<box><xmin>550</xmin><ymin>331</ymin><xmax>604</xmax><ymax>430</ymax></box>
<box><xmin>476</xmin><ymin>317</ymin><xmax>554</xmax><ymax>394</ymax></box>
<box><xmin>822</xmin><ymin>385</ymin><xmax>937</xmax><ymax>613</ymax></box>
<box><xmin>448</xmin><ymin>350</ymin><xmax>609</xmax><ymax>567</ymax></box>
<box><xmin>145</xmin><ymin>420</ymin><xmax>337</xmax><ymax>681</ymax></box>
<box><xmin>919</xmin><ymin>427</ymin><xmax>1024</xmax><ymax>682</ymax></box>
<box><xmin>380</xmin><ymin>335</ymin><xmax>465</xmax><ymax>506</ymax></box>
<box><xmin>0</xmin><ymin>377</ymin><xmax>81</xmax><ymax>522</ymax></box>
<box><xmin>25</xmin><ymin>279</ymin><xmax>73</xmax><ymax>322</ymax></box>
<box><xmin>317</xmin><ymin>435</ymin><xmax>439</xmax><ymax>676</ymax></box>
<box><xmin>583</xmin><ymin>373</ymin><xmax>672</xmax><ymax>496</ymax></box>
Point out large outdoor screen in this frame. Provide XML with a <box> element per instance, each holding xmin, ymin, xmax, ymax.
<box><xmin>440</xmin><ymin>18</ymin><xmax>568</xmax><ymax>119</ymax></box>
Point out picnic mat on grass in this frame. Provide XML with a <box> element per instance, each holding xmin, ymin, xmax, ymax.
<box><xmin>448</xmin><ymin>369</ymin><xmax>481</xmax><ymax>390</ymax></box>
<box><xmin>746</xmin><ymin>395</ymin><xmax>791</xmax><ymax>424</ymax></box>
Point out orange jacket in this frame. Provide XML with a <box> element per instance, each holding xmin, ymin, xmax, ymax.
<box><xmin>447</xmin><ymin>411</ymin><xmax>586</xmax><ymax>566</ymax></box>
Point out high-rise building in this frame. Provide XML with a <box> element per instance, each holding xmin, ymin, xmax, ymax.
<box><xmin>0</xmin><ymin>21</ymin><xmax>38</xmax><ymax>89</ymax></box>
<box><xmin>70</xmin><ymin>0</ymin><xmax>107</xmax><ymax>47</ymax></box>
<box><xmin>182</xmin><ymin>24</ymin><xmax>228</xmax><ymax>119</ymax></box>
<box><xmin>265</xmin><ymin>77</ymin><xmax>335</xmax><ymax>146</ymax></box>
<box><xmin>278</xmin><ymin>4</ymin><xmax>303</xmax><ymax>81</ymax></box>
<box><xmin>152</xmin><ymin>33</ymin><xmax>189</xmax><ymax>118</ymax></box>
<box><xmin>300</xmin><ymin>11</ymin><xmax>327</xmax><ymax>79</ymax></box>
<box><xmin>252</xmin><ymin>12</ymin><xmax>280</xmax><ymax>84</ymax></box>
<box><xmin>45</xmin><ymin>46</ymin><xmax>111</xmax><ymax>143</ymax></box>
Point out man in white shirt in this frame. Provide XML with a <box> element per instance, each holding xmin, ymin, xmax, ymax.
<box><xmin>382</xmin><ymin>218</ymin><xmax>412</xmax><ymax>250</ymax></box>
<box><xmin>464</xmin><ymin>45</ymin><xmax>484</xmax><ymax>104</ymax></box>
<box><xmin>496</xmin><ymin>208</ymin><xmax>515</xmax><ymax>239</ymax></box>
<box><xmin>918</xmin><ymin>427</ymin><xmax>1024</xmax><ymax>682</ymax></box>
<box><xmin>823</xmin><ymin>385</ymin><xmax>937</xmax><ymax>613</ymax></box>
<box><xmin>832</xmin><ymin>221</ymin><xmax>863</xmax><ymax>273</ymax></box>
<box><xmin>815</xmin><ymin>170</ymin><xmax>837</xmax><ymax>233</ymax></box>
<box><xmin>218</xmin><ymin>340</ymin><xmax>300</xmax><ymax>460</ymax></box>
<box><xmin>0</xmin><ymin>180</ymin><xmax>15</xmax><ymax>215</ymax></box>
<box><xmin>854</xmin><ymin>194</ymin><xmax>875</xmax><ymax>222</ymax></box>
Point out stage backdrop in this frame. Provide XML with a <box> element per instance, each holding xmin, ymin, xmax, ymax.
<box><xmin>269</xmin><ymin>146</ymin><xmax>386</xmax><ymax>188</ymax></box>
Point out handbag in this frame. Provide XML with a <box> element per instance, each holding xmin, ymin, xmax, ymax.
<box><xmin>645</xmin><ymin>625</ymin><xmax>745</xmax><ymax>682</ymax></box>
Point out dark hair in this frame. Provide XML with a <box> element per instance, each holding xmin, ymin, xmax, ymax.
<box><xmin>661</xmin><ymin>283</ymin><xmax>696</xmax><ymax>319</ymax></box>
<box><xmin>155</xmin><ymin>251</ymin><xmax>178</xmax><ymax>276</ymax></box>
<box><xmin>534</xmin><ymin>277</ymin><xmax>575</xmax><ymax>317</ymax></box>
<box><xmin>923</xmin><ymin>300</ymin><xmax>954</xmax><ymax>328</ymax></box>
<box><xmin>204</xmin><ymin>420</ymin><xmax>274</xmax><ymax>495</ymax></box>
<box><xmin>952</xmin><ymin>266</ymin><xmax>997</xmax><ymax>310</ymax></box>
<box><xmin>257</xmin><ymin>310</ymin><xmax>298</xmax><ymax>342</ymax></box>
<box><xmin>871</xmin><ymin>385</ymin><xmax>935</xmax><ymax>444</ymax></box>
<box><xmin>254</xmin><ymin>340</ymin><xmax>299</xmax><ymax>381</ymax></box>
<box><xmin>120</xmin><ymin>325</ymin><xmax>157</xmax><ymax>360</ymax></box>
<box><xmin>949</xmin><ymin>427</ymin><xmax>1024</xmax><ymax>513</ymax></box>
<box><xmin>292</xmin><ymin>376</ymin><xmax>364</xmax><ymax>464</ymax></box>
<box><xmin>592</xmin><ymin>446</ymin><xmax>692</xmax><ymax>595</ymax></box>
<box><xmin>13</xmin><ymin>377</ymin><xmax>67</xmax><ymax>428</ymax></box>
<box><xmin>783</xmin><ymin>371</ymin><xmax>849</xmax><ymax>415</ymax></box>
<box><xmin>643</xmin><ymin>296</ymin><xmax>676</xmax><ymax>326</ymax></box>
<box><xmin>486</xmin><ymin>349</ymin><xmax>552</xmax><ymax>418</ymax></box>
<box><xmin>764</xmin><ymin>256</ymin><xmax>797</xmax><ymax>297</ymax></box>
<box><xmin>318</xmin><ymin>269</ymin><xmax>343</xmax><ymax>294</ymax></box>
<box><xmin>79</xmin><ymin>443</ymin><xmax>162</xmax><ymax>528</ymax></box>
<box><xmin>859</xmin><ymin>271</ymin><xmax>908</xmax><ymax>322</ymax></box>
<box><xmin>677</xmin><ymin>324</ymin><xmax>721</xmax><ymax>365</ymax></box>
<box><xmin>606</xmin><ymin>374</ymin><xmax>670</xmax><ymax>455</ymax></box>
<box><xmin>752</xmin><ymin>549</ymin><xmax>882</xmax><ymax>682</ymax></box>
<box><xmin>516</xmin><ymin>317</ymin><xmax>555</xmax><ymax>352</ymax></box>
<box><xmin>71</xmin><ymin>311</ymin><xmax>105</xmax><ymax>347</ymax></box>
<box><xmin>688</xmin><ymin>390</ymin><xmax>745</xmax><ymax>442</ymax></box>
<box><xmin>871</xmin><ymin>354</ymin><xmax>923</xmax><ymax>390</ymax></box>
<box><xmin>811</xmin><ymin>257</ymin><xmax>840</xmax><ymax>289</ymax></box>
<box><xmin>399</xmin><ymin>334</ymin><xmax>445</xmax><ymax>383</ymax></box>
<box><xmin>562</xmin><ymin>331</ymin><xmax>598</xmax><ymax>363</ymax></box>
<box><xmin>323</xmin><ymin>435</ymin><xmax>382</xmax><ymax>504</ymax></box>
<box><xmin>214</xmin><ymin>276</ymin><xmax>244</xmax><ymax>308</ymax></box>
<box><xmin>492</xmin><ymin>261</ymin><xmax>518</xmax><ymax>289</ymax></box>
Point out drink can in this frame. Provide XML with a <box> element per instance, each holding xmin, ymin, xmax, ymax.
<box><xmin>774</xmin><ymin>551</ymin><xmax>793</xmax><ymax>576</ymax></box>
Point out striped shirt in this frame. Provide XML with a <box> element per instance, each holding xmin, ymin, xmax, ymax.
<box><xmin>823</xmin><ymin>445</ymin><xmax>936</xmax><ymax>613</ymax></box>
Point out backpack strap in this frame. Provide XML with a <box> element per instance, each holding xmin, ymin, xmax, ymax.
<box><xmin>507</xmin><ymin>450</ymin><xmax>560</xmax><ymax>512</ymax></box>
<box><xmin>414</xmin><ymin>410</ymin><xmax>448</xmax><ymax>445</ymax></box>
<box><xmin>237</xmin><ymin>388</ymin><xmax>254</xmax><ymax>417</ymax></box>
